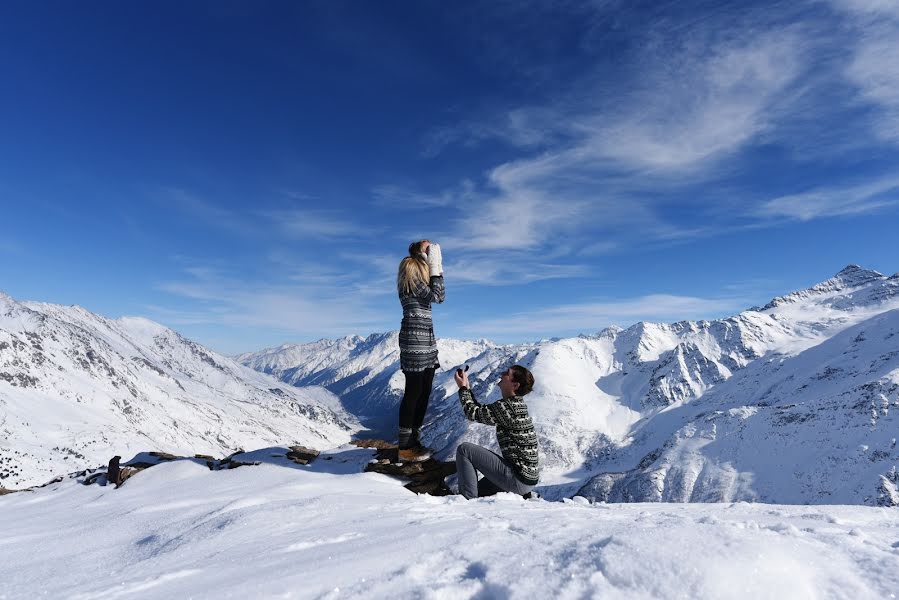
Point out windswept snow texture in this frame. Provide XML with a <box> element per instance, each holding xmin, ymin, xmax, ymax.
<box><xmin>241</xmin><ymin>266</ymin><xmax>899</xmax><ymax>505</ymax></box>
<box><xmin>1</xmin><ymin>447</ymin><xmax>897</xmax><ymax>599</ymax></box>
<box><xmin>0</xmin><ymin>293</ymin><xmax>358</xmax><ymax>488</ymax></box>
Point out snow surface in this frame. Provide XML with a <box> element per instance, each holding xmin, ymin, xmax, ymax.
<box><xmin>1</xmin><ymin>446</ymin><xmax>898</xmax><ymax>600</ymax></box>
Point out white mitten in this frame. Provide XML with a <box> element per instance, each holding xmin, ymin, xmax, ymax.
<box><xmin>427</xmin><ymin>243</ymin><xmax>443</xmax><ymax>276</ymax></box>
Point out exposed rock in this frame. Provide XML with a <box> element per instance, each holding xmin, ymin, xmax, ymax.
<box><xmin>357</xmin><ymin>439</ymin><xmax>456</xmax><ymax>496</ymax></box>
<box><xmin>286</xmin><ymin>445</ymin><xmax>320</xmax><ymax>465</ymax></box>
<box><xmin>350</xmin><ymin>439</ymin><xmax>396</xmax><ymax>450</ymax></box>
<box><xmin>107</xmin><ymin>456</ymin><xmax>121</xmax><ymax>486</ymax></box>
<box><xmin>126</xmin><ymin>451</ymin><xmax>181</xmax><ymax>469</ymax></box>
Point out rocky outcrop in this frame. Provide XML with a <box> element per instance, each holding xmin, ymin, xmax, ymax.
<box><xmin>355</xmin><ymin>439</ymin><xmax>457</xmax><ymax>496</ymax></box>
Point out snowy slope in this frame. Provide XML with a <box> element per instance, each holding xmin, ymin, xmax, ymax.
<box><xmin>1</xmin><ymin>448</ymin><xmax>897</xmax><ymax>599</ymax></box>
<box><xmin>240</xmin><ymin>266</ymin><xmax>899</xmax><ymax>505</ymax></box>
<box><xmin>237</xmin><ymin>333</ymin><xmax>496</xmax><ymax>435</ymax></box>
<box><xmin>0</xmin><ymin>292</ymin><xmax>358</xmax><ymax>489</ymax></box>
<box><xmin>578</xmin><ymin>306</ymin><xmax>899</xmax><ymax>505</ymax></box>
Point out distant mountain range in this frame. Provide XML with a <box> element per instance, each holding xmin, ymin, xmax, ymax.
<box><xmin>238</xmin><ymin>265</ymin><xmax>899</xmax><ymax>505</ymax></box>
<box><xmin>0</xmin><ymin>292</ymin><xmax>356</xmax><ymax>489</ymax></box>
<box><xmin>4</xmin><ymin>265</ymin><xmax>898</xmax><ymax>505</ymax></box>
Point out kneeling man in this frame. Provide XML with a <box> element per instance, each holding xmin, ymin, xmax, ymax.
<box><xmin>454</xmin><ymin>365</ymin><xmax>539</xmax><ymax>499</ymax></box>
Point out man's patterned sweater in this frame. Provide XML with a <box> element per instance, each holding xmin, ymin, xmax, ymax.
<box><xmin>458</xmin><ymin>387</ymin><xmax>540</xmax><ymax>485</ymax></box>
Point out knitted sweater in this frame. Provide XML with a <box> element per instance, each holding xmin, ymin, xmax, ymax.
<box><xmin>398</xmin><ymin>275</ymin><xmax>445</xmax><ymax>372</ymax></box>
<box><xmin>458</xmin><ymin>387</ymin><xmax>540</xmax><ymax>485</ymax></box>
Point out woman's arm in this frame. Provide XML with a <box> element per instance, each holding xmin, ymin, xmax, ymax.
<box><xmin>413</xmin><ymin>275</ymin><xmax>445</xmax><ymax>304</ymax></box>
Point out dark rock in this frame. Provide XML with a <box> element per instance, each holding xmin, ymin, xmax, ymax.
<box><xmin>358</xmin><ymin>438</ymin><xmax>456</xmax><ymax>496</ymax></box>
<box><xmin>350</xmin><ymin>439</ymin><xmax>395</xmax><ymax>450</ymax></box>
<box><xmin>118</xmin><ymin>467</ymin><xmax>139</xmax><ymax>484</ymax></box>
<box><xmin>286</xmin><ymin>445</ymin><xmax>320</xmax><ymax>465</ymax></box>
<box><xmin>149</xmin><ymin>451</ymin><xmax>180</xmax><ymax>461</ymax></box>
<box><xmin>107</xmin><ymin>456</ymin><xmax>121</xmax><ymax>487</ymax></box>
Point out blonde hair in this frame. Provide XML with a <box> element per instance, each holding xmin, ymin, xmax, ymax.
<box><xmin>397</xmin><ymin>240</ymin><xmax>431</xmax><ymax>295</ymax></box>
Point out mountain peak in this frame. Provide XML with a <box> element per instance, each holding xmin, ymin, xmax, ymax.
<box><xmin>831</xmin><ymin>264</ymin><xmax>883</xmax><ymax>286</ymax></box>
<box><xmin>755</xmin><ymin>264</ymin><xmax>888</xmax><ymax>311</ymax></box>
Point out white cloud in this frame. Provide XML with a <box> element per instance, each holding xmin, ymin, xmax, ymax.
<box><xmin>459</xmin><ymin>293</ymin><xmax>751</xmax><ymax>339</ymax></box>
<box><xmin>422</xmin><ymin>22</ymin><xmax>816</xmax><ymax>256</ymax></box>
<box><xmin>429</xmin><ymin>24</ymin><xmax>809</xmax><ymax>176</ymax></box>
<box><xmin>422</xmin><ymin>106</ymin><xmax>565</xmax><ymax>157</ymax></box>
<box><xmin>757</xmin><ymin>177</ymin><xmax>899</xmax><ymax>221</ymax></box>
<box><xmin>261</xmin><ymin>208</ymin><xmax>369</xmax><ymax>240</ymax></box>
<box><xmin>370</xmin><ymin>181</ymin><xmax>477</xmax><ymax>209</ymax></box>
<box><xmin>844</xmin><ymin>29</ymin><xmax>899</xmax><ymax>143</ymax></box>
<box><xmin>154</xmin><ymin>266</ymin><xmax>391</xmax><ymax>338</ymax></box>
<box><xmin>825</xmin><ymin>0</ymin><xmax>899</xmax><ymax>143</ymax></box>
<box><xmin>827</xmin><ymin>0</ymin><xmax>899</xmax><ymax>19</ymax></box>
<box><xmin>439</xmin><ymin>194</ymin><xmax>591</xmax><ymax>252</ymax></box>
<box><xmin>447</xmin><ymin>257</ymin><xmax>589</xmax><ymax>286</ymax></box>
<box><xmin>581</xmin><ymin>32</ymin><xmax>806</xmax><ymax>173</ymax></box>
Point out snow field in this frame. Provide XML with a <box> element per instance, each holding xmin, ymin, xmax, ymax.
<box><xmin>1</xmin><ymin>445</ymin><xmax>898</xmax><ymax>600</ymax></box>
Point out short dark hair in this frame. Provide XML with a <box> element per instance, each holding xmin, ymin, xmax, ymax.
<box><xmin>511</xmin><ymin>365</ymin><xmax>534</xmax><ymax>395</ymax></box>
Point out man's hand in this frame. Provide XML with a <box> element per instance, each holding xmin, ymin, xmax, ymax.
<box><xmin>454</xmin><ymin>368</ymin><xmax>469</xmax><ymax>389</ymax></box>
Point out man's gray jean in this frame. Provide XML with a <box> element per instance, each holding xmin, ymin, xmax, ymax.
<box><xmin>456</xmin><ymin>442</ymin><xmax>535</xmax><ymax>499</ymax></box>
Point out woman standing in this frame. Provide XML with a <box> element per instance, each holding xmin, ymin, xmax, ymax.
<box><xmin>396</xmin><ymin>239</ymin><xmax>445</xmax><ymax>462</ymax></box>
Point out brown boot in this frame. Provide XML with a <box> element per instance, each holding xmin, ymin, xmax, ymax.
<box><xmin>397</xmin><ymin>446</ymin><xmax>431</xmax><ymax>463</ymax></box>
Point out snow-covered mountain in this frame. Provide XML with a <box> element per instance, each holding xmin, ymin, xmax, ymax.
<box><xmin>236</xmin><ymin>333</ymin><xmax>496</xmax><ymax>435</ymax></box>
<box><xmin>0</xmin><ymin>292</ymin><xmax>357</xmax><ymax>489</ymax></box>
<box><xmin>240</xmin><ymin>265</ymin><xmax>899</xmax><ymax>505</ymax></box>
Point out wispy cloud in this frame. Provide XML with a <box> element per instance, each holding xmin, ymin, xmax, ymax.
<box><xmin>756</xmin><ymin>176</ymin><xmax>899</xmax><ymax>221</ymax></box>
<box><xmin>428</xmin><ymin>22</ymin><xmax>809</xmax><ymax>175</ymax></box>
<box><xmin>420</xmin><ymin>16</ymin><xmax>818</xmax><ymax>257</ymax></box>
<box><xmin>158</xmin><ymin>187</ymin><xmax>371</xmax><ymax>241</ymax></box>
<box><xmin>843</xmin><ymin>28</ymin><xmax>899</xmax><ymax>143</ymax></box>
<box><xmin>578</xmin><ymin>32</ymin><xmax>807</xmax><ymax>173</ymax></box>
<box><xmin>459</xmin><ymin>293</ymin><xmax>752</xmax><ymax>340</ymax></box>
<box><xmin>370</xmin><ymin>181</ymin><xmax>476</xmax><ymax>209</ymax></box>
<box><xmin>439</xmin><ymin>194</ymin><xmax>592</xmax><ymax>252</ymax></box>
<box><xmin>154</xmin><ymin>265</ymin><xmax>391</xmax><ymax>339</ymax></box>
<box><xmin>422</xmin><ymin>106</ymin><xmax>566</xmax><ymax>158</ymax></box>
<box><xmin>827</xmin><ymin>0</ymin><xmax>899</xmax><ymax>20</ymax></box>
<box><xmin>448</xmin><ymin>256</ymin><xmax>590</xmax><ymax>286</ymax></box>
<box><xmin>261</xmin><ymin>208</ymin><xmax>370</xmax><ymax>240</ymax></box>
<box><xmin>409</xmin><ymin>0</ymin><xmax>899</xmax><ymax>267</ymax></box>
<box><xmin>159</xmin><ymin>187</ymin><xmax>259</xmax><ymax>237</ymax></box>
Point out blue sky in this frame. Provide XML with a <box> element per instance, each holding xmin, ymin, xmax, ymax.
<box><xmin>1</xmin><ymin>0</ymin><xmax>898</xmax><ymax>354</ymax></box>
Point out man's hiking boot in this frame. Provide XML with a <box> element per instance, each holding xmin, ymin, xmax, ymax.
<box><xmin>397</xmin><ymin>446</ymin><xmax>431</xmax><ymax>463</ymax></box>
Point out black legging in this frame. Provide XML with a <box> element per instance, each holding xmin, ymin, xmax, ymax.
<box><xmin>399</xmin><ymin>367</ymin><xmax>435</xmax><ymax>430</ymax></box>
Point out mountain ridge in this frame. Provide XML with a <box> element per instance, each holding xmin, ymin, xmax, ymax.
<box><xmin>0</xmin><ymin>292</ymin><xmax>358</xmax><ymax>489</ymax></box>
<box><xmin>4</xmin><ymin>265</ymin><xmax>899</xmax><ymax>503</ymax></box>
<box><xmin>239</xmin><ymin>265</ymin><xmax>899</xmax><ymax>504</ymax></box>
